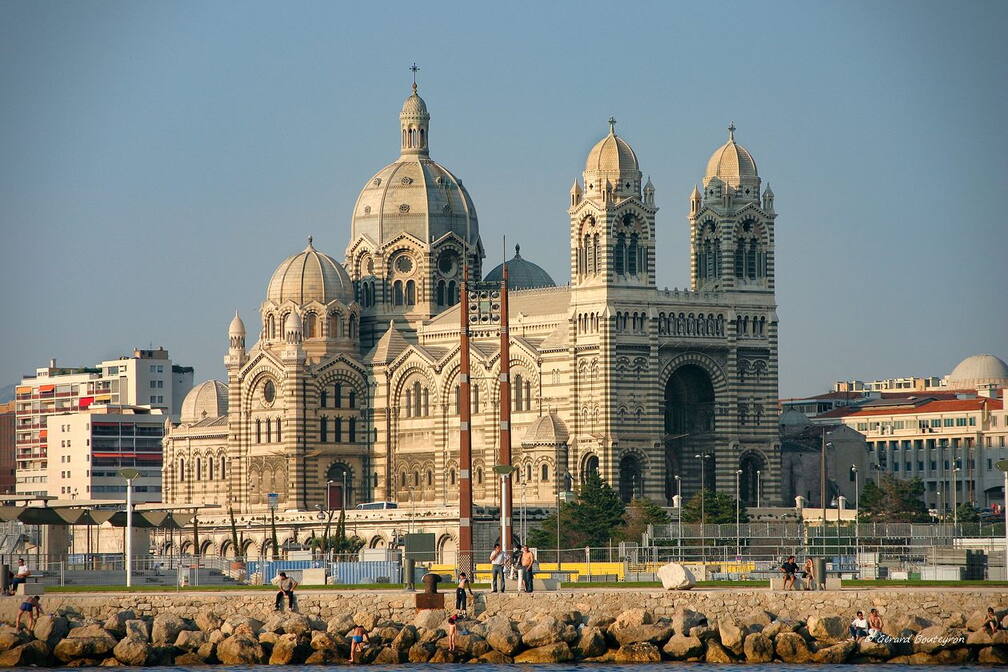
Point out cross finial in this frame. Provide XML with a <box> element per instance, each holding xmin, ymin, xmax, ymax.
<box><xmin>608</xmin><ymin>116</ymin><xmax>617</xmax><ymax>134</ymax></box>
<box><xmin>410</xmin><ymin>62</ymin><xmax>419</xmax><ymax>90</ymax></box>
<box><xmin>307</xmin><ymin>235</ymin><xmax>313</xmax><ymax>248</ymax></box>
<box><xmin>728</xmin><ymin>121</ymin><xmax>736</xmax><ymax>141</ymax></box>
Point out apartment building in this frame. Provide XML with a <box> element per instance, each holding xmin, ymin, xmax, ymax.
<box><xmin>0</xmin><ymin>401</ymin><xmax>15</xmax><ymax>494</ymax></box>
<box><xmin>13</xmin><ymin>348</ymin><xmax>192</xmax><ymax>495</ymax></box>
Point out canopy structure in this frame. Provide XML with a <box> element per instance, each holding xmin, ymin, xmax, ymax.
<box><xmin>0</xmin><ymin>499</ymin><xmax>217</xmax><ymax>529</ymax></box>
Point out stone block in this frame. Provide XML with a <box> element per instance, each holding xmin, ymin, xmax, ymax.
<box><xmin>656</xmin><ymin>562</ymin><xmax>696</xmax><ymax>590</ymax></box>
<box><xmin>824</xmin><ymin>577</ymin><xmax>842</xmax><ymax>590</ymax></box>
<box><xmin>414</xmin><ymin>593</ymin><xmax>444</xmax><ymax>610</ymax></box>
<box><xmin>301</xmin><ymin>568</ymin><xmax>327</xmax><ymax>585</ymax></box>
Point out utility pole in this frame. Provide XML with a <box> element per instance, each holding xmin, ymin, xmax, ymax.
<box><xmin>458</xmin><ymin>260</ymin><xmax>474</xmax><ymax>578</ymax></box>
<box><xmin>498</xmin><ymin>255</ymin><xmax>513</xmax><ymax>555</ymax></box>
<box><xmin>820</xmin><ymin>428</ymin><xmax>827</xmax><ymax>555</ymax></box>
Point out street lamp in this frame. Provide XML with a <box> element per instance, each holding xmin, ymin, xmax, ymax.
<box><xmin>952</xmin><ymin>467</ymin><xmax>960</xmax><ymax>532</ymax></box>
<box><xmin>674</xmin><ymin>475</ymin><xmax>682</xmax><ymax>561</ymax></box>
<box><xmin>851</xmin><ymin>465</ymin><xmax>859</xmax><ymax>564</ymax></box>
<box><xmin>694</xmin><ymin>453</ymin><xmax>712</xmax><ymax>561</ymax></box>
<box><xmin>119</xmin><ymin>468</ymin><xmax>140</xmax><ymax>588</ymax></box>
<box><xmin>735</xmin><ymin>469</ymin><xmax>742</xmax><ymax>560</ymax></box>
<box><xmin>996</xmin><ymin>459</ymin><xmax>1008</xmax><ymax>577</ymax></box>
<box><xmin>756</xmin><ymin>470</ymin><xmax>761</xmax><ymax>509</ymax></box>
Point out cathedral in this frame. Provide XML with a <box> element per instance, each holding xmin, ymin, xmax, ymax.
<box><xmin>162</xmin><ymin>81</ymin><xmax>780</xmax><ymax>557</ymax></box>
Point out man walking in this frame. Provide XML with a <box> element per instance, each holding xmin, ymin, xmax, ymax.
<box><xmin>489</xmin><ymin>543</ymin><xmax>507</xmax><ymax>592</ymax></box>
<box><xmin>274</xmin><ymin>571</ymin><xmax>298</xmax><ymax>611</ymax></box>
<box><xmin>520</xmin><ymin>545</ymin><xmax>535</xmax><ymax>593</ymax></box>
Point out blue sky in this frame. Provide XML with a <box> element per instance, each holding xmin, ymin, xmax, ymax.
<box><xmin>1</xmin><ymin>0</ymin><xmax>1005</xmax><ymax>396</ymax></box>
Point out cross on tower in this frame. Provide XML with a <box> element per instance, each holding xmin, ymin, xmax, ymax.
<box><xmin>728</xmin><ymin>121</ymin><xmax>736</xmax><ymax>141</ymax></box>
<box><xmin>608</xmin><ymin>116</ymin><xmax>617</xmax><ymax>134</ymax></box>
<box><xmin>410</xmin><ymin>62</ymin><xmax>420</xmax><ymax>86</ymax></box>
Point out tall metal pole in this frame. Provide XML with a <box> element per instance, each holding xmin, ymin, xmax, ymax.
<box><xmin>952</xmin><ymin>467</ymin><xmax>959</xmax><ymax>533</ymax></box>
<box><xmin>125</xmin><ymin>478</ymin><xmax>133</xmax><ymax>587</ymax></box>
<box><xmin>458</xmin><ymin>263</ymin><xmax>474</xmax><ymax>577</ymax></box>
<box><xmin>499</xmin><ymin>258</ymin><xmax>513</xmax><ymax>556</ymax></box>
<box><xmin>853</xmin><ymin>466</ymin><xmax>859</xmax><ymax>569</ymax></box>
<box><xmin>675</xmin><ymin>475</ymin><xmax>682</xmax><ymax>561</ymax></box>
<box><xmin>696</xmin><ymin>454</ymin><xmax>706</xmax><ymax>562</ymax></box>
<box><xmin>756</xmin><ymin>470</ymin><xmax>761</xmax><ymax>509</ymax></box>
<box><xmin>820</xmin><ymin>428</ymin><xmax>827</xmax><ymax>555</ymax></box>
<box><xmin>735</xmin><ymin>469</ymin><xmax>741</xmax><ymax>560</ymax></box>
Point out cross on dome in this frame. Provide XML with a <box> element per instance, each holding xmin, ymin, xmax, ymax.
<box><xmin>410</xmin><ymin>62</ymin><xmax>420</xmax><ymax>91</ymax></box>
<box><xmin>728</xmin><ymin>121</ymin><xmax>736</xmax><ymax>141</ymax></box>
<box><xmin>608</xmin><ymin>116</ymin><xmax>617</xmax><ymax>134</ymax></box>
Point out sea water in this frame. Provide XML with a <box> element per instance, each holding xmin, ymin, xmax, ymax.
<box><xmin>9</xmin><ymin>665</ymin><xmax>983</xmax><ymax>671</ymax></box>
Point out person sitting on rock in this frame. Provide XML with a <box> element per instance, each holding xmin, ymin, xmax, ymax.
<box><xmin>273</xmin><ymin>571</ymin><xmax>298</xmax><ymax>612</ymax></box>
<box><xmin>802</xmin><ymin>558</ymin><xmax>816</xmax><ymax>591</ymax></box>
<box><xmin>349</xmin><ymin>624</ymin><xmax>369</xmax><ymax>662</ymax></box>
<box><xmin>866</xmin><ymin>608</ymin><xmax>884</xmax><ymax>641</ymax></box>
<box><xmin>849</xmin><ymin>611</ymin><xmax>869</xmax><ymax>640</ymax></box>
<box><xmin>15</xmin><ymin>595</ymin><xmax>42</xmax><ymax>631</ymax></box>
<box><xmin>984</xmin><ymin>607</ymin><xmax>1003</xmax><ymax>635</ymax></box>
<box><xmin>780</xmin><ymin>555</ymin><xmax>799</xmax><ymax>590</ymax></box>
<box><xmin>9</xmin><ymin>558</ymin><xmax>30</xmax><ymax>595</ymax></box>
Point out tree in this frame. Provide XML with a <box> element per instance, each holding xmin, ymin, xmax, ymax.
<box><xmin>528</xmin><ymin>472</ymin><xmax>625</xmax><ymax>549</ymax></box>
<box><xmin>681</xmin><ymin>489</ymin><xmax>748</xmax><ymax>524</ymax></box>
<box><xmin>858</xmin><ymin>475</ymin><xmax>929</xmax><ymax>522</ymax></box>
<box><xmin>619</xmin><ymin>497</ymin><xmax>670</xmax><ymax>541</ymax></box>
<box><xmin>228</xmin><ymin>504</ymin><xmax>243</xmax><ymax>561</ymax></box>
<box><xmin>956</xmin><ymin>502</ymin><xmax>980</xmax><ymax>523</ymax></box>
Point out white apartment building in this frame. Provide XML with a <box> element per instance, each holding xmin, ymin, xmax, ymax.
<box><xmin>46</xmin><ymin>405</ymin><xmax>165</xmax><ymax>502</ymax></box>
<box><xmin>14</xmin><ymin>348</ymin><xmax>192</xmax><ymax>496</ymax></box>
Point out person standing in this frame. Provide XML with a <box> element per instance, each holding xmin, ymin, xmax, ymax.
<box><xmin>520</xmin><ymin>545</ymin><xmax>535</xmax><ymax>593</ymax></box>
<box><xmin>348</xmin><ymin>625</ymin><xmax>369</xmax><ymax>662</ymax></box>
<box><xmin>15</xmin><ymin>595</ymin><xmax>42</xmax><ymax>631</ymax></box>
<box><xmin>455</xmin><ymin>571</ymin><xmax>475</xmax><ymax>618</ymax></box>
<box><xmin>274</xmin><ymin>571</ymin><xmax>298</xmax><ymax>611</ymax></box>
<box><xmin>489</xmin><ymin>543</ymin><xmax>507</xmax><ymax>593</ymax></box>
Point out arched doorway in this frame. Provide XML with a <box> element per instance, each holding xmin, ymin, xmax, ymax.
<box><xmin>437</xmin><ymin>535</ymin><xmax>457</xmax><ymax>565</ymax></box>
<box><xmin>663</xmin><ymin>364</ymin><xmax>716</xmax><ymax>502</ymax></box>
<box><xmin>581</xmin><ymin>454</ymin><xmax>599</xmax><ymax>483</ymax></box>
<box><xmin>325</xmin><ymin>462</ymin><xmax>353</xmax><ymax>509</ymax></box>
<box><xmin>619</xmin><ymin>454</ymin><xmax>643</xmax><ymax>503</ymax></box>
<box><xmin>739</xmin><ymin>451</ymin><xmax>766</xmax><ymax>506</ymax></box>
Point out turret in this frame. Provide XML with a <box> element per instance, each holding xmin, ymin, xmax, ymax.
<box><xmin>689</xmin><ymin>184</ymin><xmax>701</xmax><ymax>216</ymax></box>
<box><xmin>284</xmin><ymin>311</ymin><xmax>303</xmax><ymax>346</ymax></box>
<box><xmin>762</xmin><ymin>183</ymin><xmax>775</xmax><ymax>214</ymax></box>
<box><xmin>644</xmin><ymin>177</ymin><xmax>655</xmax><ymax>206</ymax></box>
<box><xmin>570</xmin><ymin>180</ymin><xmax>582</xmax><ymax>207</ymax></box>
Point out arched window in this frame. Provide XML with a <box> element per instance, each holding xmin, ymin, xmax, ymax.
<box><xmin>320</xmin><ymin>417</ymin><xmax>328</xmax><ymax>443</ymax></box>
<box><xmin>348</xmin><ymin>391</ymin><xmax>356</xmax><ymax>408</ymax></box>
<box><xmin>393</xmin><ymin>280</ymin><xmax>404</xmax><ymax>306</ymax></box>
<box><xmin>526</xmin><ymin>464</ymin><xmax>532</xmax><ymax>482</ymax></box>
<box><xmin>320</xmin><ymin>389</ymin><xmax>327</xmax><ymax>408</ymax></box>
<box><xmin>427</xmin><ymin>470</ymin><xmax>433</xmax><ymax>486</ymax></box>
<box><xmin>208</xmin><ymin>457</ymin><xmax>214</xmax><ymax>481</ymax></box>
<box><xmin>447</xmin><ymin>281</ymin><xmax>457</xmax><ymax>305</ymax></box>
<box><xmin>592</xmin><ymin>233</ymin><xmax>600</xmax><ymax>275</ymax></box>
<box><xmin>334</xmin><ymin>383</ymin><xmax>342</xmax><ymax>408</ymax></box>
<box><xmin>348</xmin><ymin>314</ymin><xmax>357</xmax><ymax>338</ymax></box>
<box><xmin>179</xmin><ymin>458</ymin><xmax>186</xmax><ymax>482</ymax></box>
<box><xmin>436</xmin><ymin>281</ymin><xmax>445</xmax><ymax>306</ymax></box>
<box><xmin>514</xmin><ymin>374</ymin><xmax>523</xmax><ymax>410</ymax></box>
<box><xmin>267</xmin><ymin>314</ymin><xmax>275</xmax><ymax>339</ymax></box>
<box><xmin>614</xmin><ymin>233</ymin><xmax>626</xmax><ymax>275</ymax></box>
<box><xmin>412</xmin><ymin>471</ymin><xmax>419</xmax><ymax>487</ymax></box>
<box><xmin>454</xmin><ymin>385</ymin><xmax>460</xmax><ymax>415</ymax></box>
<box><xmin>583</xmin><ymin>234</ymin><xmax>592</xmax><ymax>276</ymax></box>
<box><xmin>541</xmin><ymin>464</ymin><xmax>549</xmax><ymax>482</ymax></box>
<box><xmin>472</xmin><ymin>384</ymin><xmax>479</xmax><ymax>412</ymax></box>
<box><xmin>329</xmin><ymin>313</ymin><xmax>342</xmax><ymax>338</ymax></box>
<box><xmin>405</xmin><ymin>280</ymin><xmax>416</xmax><ymax>305</ymax></box>
<box><xmin>628</xmin><ymin>234</ymin><xmax>638</xmax><ymax>275</ymax></box>
<box><xmin>747</xmin><ymin>241</ymin><xmax>758</xmax><ymax>279</ymax></box>
<box><xmin>276</xmin><ymin>418</ymin><xmax>281</xmax><ymax>443</ymax></box>
<box><xmin>476</xmin><ymin>468</ymin><xmax>483</xmax><ymax>484</ymax></box>
<box><xmin>524</xmin><ymin>380</ymin><xmax>532</xmax><ymax>411</ymax></box>
<box><xmin>734</xmin><ymin>238</ymin><xmax>746</xmax><ymax>279</ymax></box>
<box><xmin>422</xmin><ymin>388</ymin><xmax>429</xmax><ymax>416</ymax></box>
<box><xmin>584</xmin><ymin>455</ymin><xmax>599</xmax><ymax>480</ymax></box>
<box><xmin>348</xmin><ymin>418</ymin><xmax>357</xmax><ymax>442</ymax></box>
<box><xmin>266</xmin><ymin>418</ymin><xmax>272</xmax><ymax>443</ymax></box>
<box><xmin>220</xmin><ymin>455</ymin><xmax>227</xmax><ymax>480</ymax></box>
<box><xmin>400</xmin><ymin>472</ymin><xmax>407</xmax><ymax>487</ymax></box>
<box><xmin>255</xmin><ymin>419</ymin><xmax>261</xmax><ymax>443</ymax></box>
<box><xmin>304</xmin><ymin>312</ymin><xmax>317</xmax><ymax>338</ymax></box>
<box><xmin>413</xmin><ymin>381</ymin><xmax>422</xmax><ymax>417</ymax></box>
<box><xmin>450</xmin><ymin>469</ymin><xmax>456</xmax><ymax>485</ymax></box>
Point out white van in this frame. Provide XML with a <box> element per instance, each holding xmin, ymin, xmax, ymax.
<box><xmin>355</xmin><ymin>501</ymin><xmax>399</xmax><ymax>510</ymax></box>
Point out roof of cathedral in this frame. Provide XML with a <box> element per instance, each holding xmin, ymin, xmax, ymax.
<box><xmin>180</xmin><ymin>380</ymin><xmax>228</xmax><ymax>424</ymax></box>
<box><xmin>483</xmin><ymin>245</ymin><xmax>556</xmax><ymax>290</ymax></box>
<box><xmin>349</xmin><ymin>86</ymin><xmax>480</xmax><ymax>252</ymax></box>
<box><xmin>537</xmin><ymin>323</ymin><xmax>569</xmax><ymax>350</ymax></box>
<box><xmin>426</xmin><ymin>286</ymin><xmax>571</xmax><ymax>328</ymax></box>
<box><xmin>947</xmin><ymin>354</ymin><xmax>1008</xmax><ymax>387</ymax></box>
<box><xmin>267</xmin><ymin>238</ymin><xmax>354</xmax><ymax>306</ymax></box>
<box><xmin>522</xmin><ymin>411</ymin><xmax>570</xmax><ymax>445</ymax></box>
<box><xmin>704</xmin><ymin>123</ymin><xmax>758</xmax><ymax>189</ymax></box>
<box><xmin>367</xmin><ymin>320</ymin><xmax>412</xmax><ymax>363</ymax></box>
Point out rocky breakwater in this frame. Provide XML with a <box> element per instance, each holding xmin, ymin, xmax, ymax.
<box><xmin>0</xmin><ymin>601</ymin><xmax>1005</xmax><ymax>666</ymax></box>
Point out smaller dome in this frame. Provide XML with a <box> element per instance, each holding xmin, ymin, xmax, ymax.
<box><xmin>267</xmin><ymin>237</ymin><xmax>354</xmax><ymax>306</ymax></box>
<box><xmin>704</xmin><ymin>122</ymin><xmax>758</xmax><ymax>189</ymax></box>
<box><xmin>947</xmin><ymin>354</ymin><xmax>1008</xmax><ymax>388</ymax></box>
<box><xmin>180</xmin><ymin>380</ymin><xmax>228</xmax><ymax>424</ymax></box>
<box><xmin>228</xmin><ymin>310</ymin><xmax>245</xmax><ymax>337</ymax></box>
<box><xmin>484</xmin><ymin>245</ymin><xmax>556</xmax><ymax>290</ymax></box>
<box><xmin>522</xmin><ymin>412</ymin><xmax>570</xmax><ymax>445</ymax></box>
<box><xmin>585</xmin><ymin>127</ymin><xmax>640</xmax><ymax>175</ymax></box>
<box><xmin>400</xmin><ymin>84</ymin><xmax>430</xmax><ymax>121</ymax></box>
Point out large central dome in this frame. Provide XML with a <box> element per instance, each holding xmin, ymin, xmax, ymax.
<box><xmin>350</xmin><ymin>84</ymin><xmax>479</xmax><ymax>250</ymax></box>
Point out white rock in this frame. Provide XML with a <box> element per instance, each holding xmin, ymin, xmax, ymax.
<box><xmin>657</xmin><ymin>562</ymin><xmax>696</xmax><ymax>590</ymax></box>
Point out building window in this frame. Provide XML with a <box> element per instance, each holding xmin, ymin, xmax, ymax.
<box><xmin>349</xmin><ymin>418</ymin><xmax>356</xmax><ymax>443</ymax></box>
<box><xmin>276</xmin><ymin>418</ymin><xmax>281</xmax><ymax>443</ymax></box>
<box><xmin>221</xmin><ymin>456</ymin><xmax>226</xmax><ymax>480</ymax></box>
<box><xmin>179</xmin><ymin>459</ymin><xmax>185</xmax><ymax>482</ymax></box>
<box><xmin>335</xmin><ymin>417</ymin><xmax>343</xmax><ymax>442</ymax></box>
<box><xmin>541</xmin><ymin>464</ymin><xmax>549</xmax><ymax>482</ymax></box>
<box><xmin>320</xmin><ymin>417</ymin><xmax>328</xmax><ymax>443</ymax></box>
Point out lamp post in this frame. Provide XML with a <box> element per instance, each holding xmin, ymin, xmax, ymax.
<box><xmin>694</xmin><ymin>453</ymin><xmax>711</xmax><ymax>561</ymax></box>
<box><xmin>756</xmin><ymin>470</ymin><xmax>761</xmax><ymax>509</ymax></box>
<box><xmin>674</xmin><ymin>475</ymin><xmax>682</xmax><ymax>561</ymax></box>
<box><xmin>119</xmin><ymin>468</ymin><xmax>140</xmax><ymax>588</ymax></box>
<box><xmin>735</xmin><ymin>469</ymin><xmax>742</xmax><ymax>560</ymax></box>
<box><xmin>952</xmin><ymin>467</ymin><xmax>960</xmax><ymax>533</ymax></box>
<box><xmin>996</xmin><ymin>460</ymin><xmax>1008</xmax><ymax>577</ymax></box>
<box><xmin>851</xmin><ymin>465</ymin><xmax>859</xmax><ymax>564</ymax></box>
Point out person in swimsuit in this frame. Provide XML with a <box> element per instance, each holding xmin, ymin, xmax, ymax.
<box><xmin>455</xmin><ymin>571</ymin><xmax>475</xmax><ymax>618</ymax></box>
<box><xmin>15</xmin><ymin>595</ymin><xmax>42</xmax><ymax>631</ymax></box>
<box><xmin>349</xmin><ymin>624</ymin><xmax>369</xmax><ymax>662</ymax></box>
<box><xmin>866</xmin><ymin>608</ymin><xmax>884</xmax><ymax>641</ymax></box>
<box><xmin>447</xmin><ymin>614</ymin><xmax>458</xmax><ymax>651</ymax></box>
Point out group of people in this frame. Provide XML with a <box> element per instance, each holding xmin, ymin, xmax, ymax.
<box><xmin>848</xmin><ymin>608</ymin><xmax>885</xmax><ymax>641</ymax></box>
<box><xmin>488</xmin><ymin>543</ymin><xmax>537</xmax><ymax>593</ymax></box>
<box><xmin>780</xmin><ymin>555</ymin><xmax>819</xmax><ymax>590</ymax></box>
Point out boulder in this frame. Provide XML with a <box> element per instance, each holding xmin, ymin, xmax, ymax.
<box><xmin>173</xmin><ymin>652</ymin><xmax>205</xmax><ymax>666</ymax></box>
<box><xmin>478</xmin><ymin>650</ymin><xmax>512</xmax><ymax>663</ymax></box>
<box><xmin>775</xmin><ymin>631</ymin><xmax>812</xmax><ymax>663</ymax></box>
<box><xmin>54</xmin><ymin>634</ymin><xmax>117</xmax><ymax>663</ymax></box>
<box><xmin>718</xmin><ymin>617</ymin><xmax>745</xmax><ymax>654</ymax></box>
<box><xmin>0</xmin><ymin>629</ymin><xmax>23</xmax><ymax>652</ymax></box>
<box><xmin>614</xmin><ymin>642</ymin><xmax>662</xmax><ymax>662</ymax></box>
<box><xmin>614</xmin><ymin>608</ymin><xmax>652</xmax><ymax>628</ymax></box>
<box><xmin>217</xmin><ymin>634</ymin><xmax>265</xmax><ymax>665</ymax></box>
<box><xmin>112</xmin><ymin>637</ymin><xmax>151</xmax><ymax>666</ymax></box>
<box><xmin>743</xmin><ymin>632</ymin><xmax>773</xmax><ymax>662</ymax></box>
<box><xmin>611</xmin><ymin>623</ymin><xmax>673</xmax><ymax>647</ymax></box>
<box><xmin>261</xmin><ymin>613</ymin><xmax>286</xmax><ymax>634</ymax></box>
<box><xmin>887</xmin><ymin>614</ymin><xmax>932</xmax><ymax>636</ymax></box>
<box><xmin>514</xmin><ymin>642</ymin><xmax>573</xmax><ymax>663</ymax></box>
<box><xmin>0</xmin><ymin>640</ymin><xmax>51</xmax><ymax>667</ymax></box>
<box><xmin>195</xmin><ymin>611</ymin><xmax>223</xmax><ymax>633</ymax></box>
<box><xmin>762</xmin><ymin>619</ymin><xmax>796</xmax><ymax>639</ymax></box>
<box><xmin>353</xmin><ymin>611</ymin><xmax>378</xmax><ymax>630</ymax></box>
<box><xmin>452</xmin><ymin>632</ymin><xmax>491</xmax><ymax>658</ymax></box>
<box><xmin>859</xmin><ymin>638</ymin><xmax>893</xmax><ymax>658</ymax></box>
<box><xmin>268</xmin><ymin>633</ymin><xmax>303</xmax><ymax>665</ymax></box>
<box><xmin>979</xmin><ymin>646</ymin><xmax>1008</xmax><ymax>664</ymax></box>
<box><xmin>175</xmin><ymin>630</ymin><xmax>206</xmax><ymax>651</ymax></box>
<box><xmin>673</xmin><ymin>608</ymin><xmax>707</xmax><ymax>636</ymax></box>
<box><xmin>573</xmin><ymin>626</ymin><xmax>606</xmax><ymax>659</ymax></box>
<box><xmin>662</xmin><ymin>635</ymin><xmax>704</xmax><ymax>660</ymax></box>
<box><xmin>484</xmin><ymin>618</ymin><xmax>522</xmax><ymax>656</ymax></box>
<box><xmin>66</xmin><ymin>624</ymin><xmax>115</xmax><ymax>641</ymax></box>
<box><xmin>102</xmin><ymin>610</ymin><xmax>135</xmax><ymax>638</ymax></box>
<box><xmin>221</xmin><ymin>615</ymin><xmax>263</xmax><ymax>636</ymax></box>
<box><xmin>33</xmin><ymin>614</ymin><xmax>69</xmax><ymax>648</ymax></box>
<box><xmin>690</xmin><ymin>625</ymin><xmax>718</xmax><ymax>641</ymax></box>
<box><xmin>967</xmin><ymin>629</ymin><xmax>993</xmax><ymax>646</ymax></box>
<box><xmin>413</xmin><ymin>609</ymin><xmax>446</xmax><ymax>631</ymax></box>
<box><xmin>586</xmin><ymin>613</ymin><xmax>615</xmax><ymax>629</ymax></box>
<box><xmin>391</xmin><ymin>625</ymin><xmax>418</xmax><ymax>651</ymax></box>
<box><xmin>741</xmin><ymin>610</ymin><xmax>774</xmax><ymax>633</ymax></box>
<box><xmin>705</xmin><ymin>640</ymin><xmax>735</xmax><ymax>663</ymax></box>
<box><xmin>305</xmin><ymin>648</ymin><xmax>346</xmax><ymax>664</ymax></box>
<box><xmin>522</xmin><ymin>616</ymin><xmax>565</xmax><ymax>647</ymax></box>
<box><xmin>806</xmin><ymin>615</ymin><xmax>846</xmax><ymax>643</ymax></box>
<box><xmin>913</xmin><ymin>625</ymin><xmax>962</xmax><ymax>653</ymax></box>
<box><xmin>196</xmin><ymin>641</ymin><xmax>217</xmax><ymax>663</ymax></box>
<box><xmin>372</xmin><ymin>646</ymin><xmax>402</xmax><ymax>664</ymax></box>
<box><xmin>656</xmin><ymin>562</ymin><xmax>696</xmax><ymax>590</ymax></box>
<box><xmin>310</xmin><ymin>631</ymin><xmax>341</xmax><ymax>652</ymax></box>
<box><xmin>813</xmin><ymin>640</ymin><xmax>856</xmax><ymax>663</ymax></box>
<box><xmin>407</xmin><ymin>643</ymin><xmax>434</xmax><ymax>663</ymax></box>
<box><xmin>966</xmin><ymin>609</ymin><xmax>998</xmax><ymax>632</ymax></box>
<box><xmin>151</xmin><ymin>613</ymin><xmax>188</xmax><ymax>646</ymax></box>
<box><xmin>280</xmin><ymin>613</ymin><xmax>312</xmax><ymax>638</ymax></box>
<box><xmin>123</xmin><ymin>620</ymin><xmax>148</xmax><ymax>642</ymax></box>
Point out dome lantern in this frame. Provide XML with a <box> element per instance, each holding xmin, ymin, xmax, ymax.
<box><xmin>703</xmin><ymin>122</ymin><xmax>760</xmax><ymax>198</ymax></box>
<box><xmin>228</xmin><ymin>310</ymin><xmax>246</xmax><ymax>350</ymax></box>
<box><xmin>583</xmin><ymin>118</ymin><xmax>642</xmax><ymax>201</ymax></box>
<box><xmin>484</xmin><ymin>244</ymin><xmax>556</xmax><ymax>290</ymax></box>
